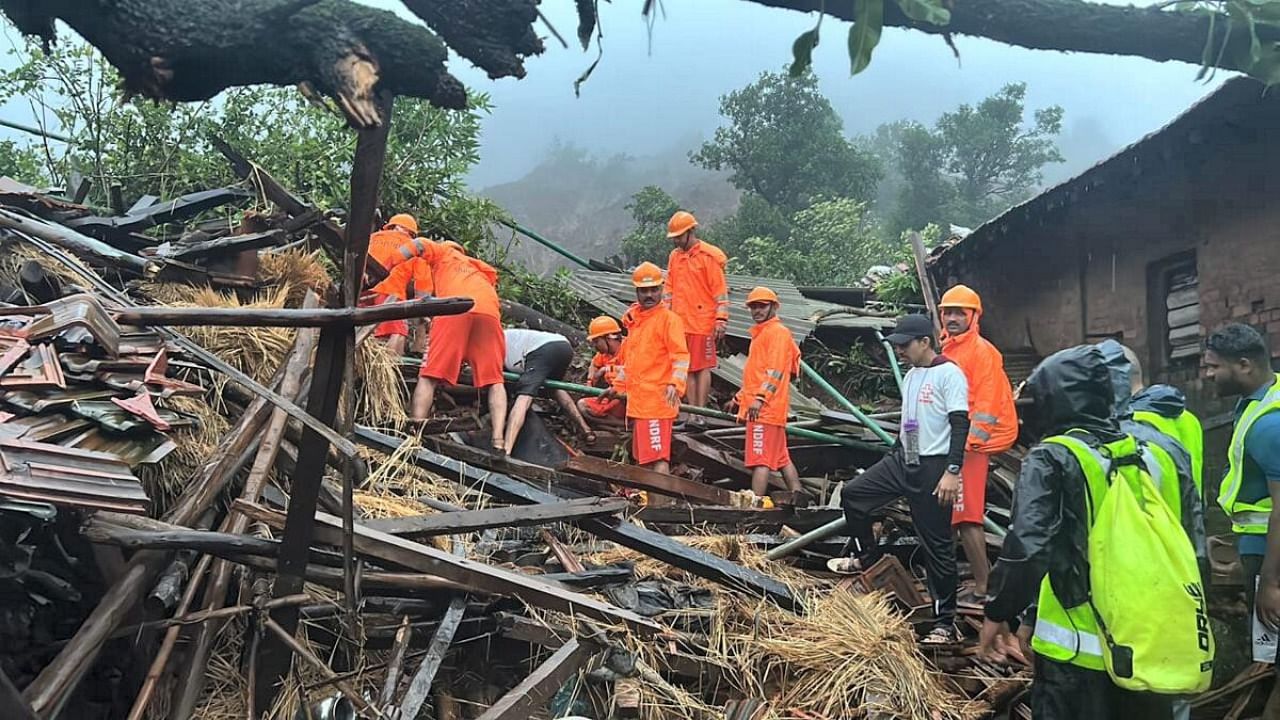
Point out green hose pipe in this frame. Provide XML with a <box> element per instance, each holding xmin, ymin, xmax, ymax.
<box><xmin>798</xmin><ymin>361</ymin><xmax>895</xmax><ymax>446</ymax></box>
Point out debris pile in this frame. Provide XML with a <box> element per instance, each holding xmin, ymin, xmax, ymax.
<box><xmin>0</xmin><ymin>157</ymin><xmax>1042</xmax><ymax>720</ymax></box>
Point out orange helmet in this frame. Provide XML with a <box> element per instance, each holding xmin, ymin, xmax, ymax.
<box><xmin>631</xmin><ymin>261</ymin><xmax>664</xmax><ymax>288</ymax></box>
<box><xmin>939</xmin><ymin>284</ymin><xmax>983</xmax><ymax>314</ymax></box>
<box><xmin>745</xmin><ymin>286</ymin><xmax>780</xmax><ymax>306</ymax></box>
<box><xmin>666</xmin><ymin>210</ymin><xmax>698</xmax><ymax>238</ymax></box>
<box><xmin>587</xmin><ymin>316</ymin><xmax>622</xmax><ymax>340</ymax></box>
<box><xmin>441</xmin><ymin>240</ymin><xmax>465</xmax><ymax>254</ymax></box>
<box><xmin>386</xmin><ymin>213</ymin><xmax>418</xmax><ymax>234</ymax></box>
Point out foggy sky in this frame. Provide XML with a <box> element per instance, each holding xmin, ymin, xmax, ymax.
<box><xmin>364</xmin><ymin>0</ymin><xmax>1226</xmax><ymax>190</ymax></box>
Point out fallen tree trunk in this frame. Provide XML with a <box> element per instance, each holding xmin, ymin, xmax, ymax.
<box><xmin>115</xmin><ymin>296</ymin><xmax>473</xmax><ymax>327</ymax></box>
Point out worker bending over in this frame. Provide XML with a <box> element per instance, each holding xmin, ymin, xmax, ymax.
<box><xmin>601</xmin><ymin>262</ymin><xmax>689</xmax><ymax>474</ymax></box>
<box><xmin>664</xmin><ymin>211</ymin><xmax>728</xmax><ymax>410</ymax></box>
<box><xmin>829</xmin><ymin>314</ymin><xmax>968</xmax><ymax>645</ymax></box>
<box><xmin>980</xmin><ymin>345</ymin><xmax>1207</xmax><ymax>719</ymax></box>
<box><xmin>502</xmin><ymin>328</ymin><xmax>593</xmax><ymax>453</ymax></box>
<box><xmin>1205</xmin><ymin>324</ymin><xmax>1280</xmax><ymax>716</ymax></box>
<box><xmin>938</xmin><ymin>285</ymin><xmax>1017</xmax><ymax>600</ymax></box>
<box><xmin>735</xmin><ymin>287</ymin><xmax>803</xmax><ymax>503</ymax></box>
<box><xmin>387</xmin><ymin>239</ymin><xmax>507</xmax><ymax>449</ymax></box>
<box><xmin>579</xmin><ymin>316</ymin><xmax>626</xmax><ymax>429</ymax></box>
<box><xmin>363</xmin><ymin>213</ymin><xmax>419</xmax><ymax>356</ymax></box>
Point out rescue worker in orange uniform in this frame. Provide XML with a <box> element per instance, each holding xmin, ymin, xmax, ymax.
<box><xmin>736</xmin><ymin>287</ymin><xmax>804</xmax><ymax>502</ymax></box>
<box><xmin>363</xmin><ymin>213</ymin><xmax>419</xmax><ymax>355</ymax></box>
<box><xmin>939</xmin><ymin>284</ymin><xmax>1018</xmax><ymax>599</ymax></box>
<box><xmin>386</xmin><ymin>238</ymin><xmax>508</xmax><ymax>450</ymax></box>
<box><xmin>664</xmin><ymin>211</ymin><xmax>729</xmax><ymax>410</ymax></box>
<box><xmin>578</xmin><ymin>316</ymin><xmax>627</xmax><ymax>430</ymax></box>
<box><xmin>600</xmin><ymin>262</ymin><xmax>690</xmax><ymax>474</ymax></box>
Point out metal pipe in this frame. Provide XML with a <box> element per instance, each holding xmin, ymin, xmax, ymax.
<box><xmin>491</xmin><ymin>370</ymin><xmax>888</xmax><ymax>452</ymax></box>
<box><xmin>798</xmin><ymin>360</ymin><xmax>895</xmax><ymax>446</ymax></box>
<box><xmin>433</xmin><ymin>189</ymin><xmax>595</xmax><ymax>269</ymax></box>
<box><xmin>875</xmin><ymin>330</ymin><xmax>905</xmax><ymax>395</ymax></box>
<box><xmin>0</xmin><ymin>117</ymin><xmax>75</xmax><ymax>144</ymax></box>
<box><xmin>764</xmin><ymin>517</ymin><xmax>847</xmax><ymax>561</ymax></box>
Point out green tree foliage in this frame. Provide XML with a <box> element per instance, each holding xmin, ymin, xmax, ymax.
<box><xmin>619</xmin><ymin>185</ymin><xmax>680</xmax><ymax>264</ymax></box>
<box><xmin>885</xmin><ymin>83</ymin><xmax>1064</xmax><ymax>232</ymax></box>
<box><xmin>691</xmin><ymin>70</ymin><xmax>882</xmax><ymax>213</ymax></box>
<box><xmin>731</xmin><ymin>197</ymin><xmax>888</xmax><ymax>286</ymax></box>
<box><xmin>0</xmin><ymin>40</ymin><xmax>502</xmax><ymax>247</ymax></box>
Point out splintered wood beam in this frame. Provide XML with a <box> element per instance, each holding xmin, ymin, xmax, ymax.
<box><xmin>234</xmin><ymin>501</ymin><xmax>663</xmax><ymax>635</ymax></box>
<box><xmin>398</xmin><ymin>595</ymin><xmax>467</xmax><ymax>720</ymax></box>
<box><xmin>115</xmin><ymin>296</ymin><xmax>473</xmax><ymax>327</ymax></box>
<box><xmin>472</xmin><ymin>639</ymin><xmax>592</xmax><ymax>720</ymax></box>
<box><xmin>361</xmin><ymin>496</ymin><xmax>628</xmax><ymax>538</ymax></box>
<box><xmin>354</xmin><ymin>427</ymin><xmax>804</xmax><ymax>612</ymax></box>
<box><xmin>562</xmin><ymin>455</ymin><xmax>734</xmax><ymax>505</ymax></box>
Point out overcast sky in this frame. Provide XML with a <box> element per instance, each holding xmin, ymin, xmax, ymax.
<box><xmin>359</xmin><ymin>0</ymin><xmax>1225</xmax><ymax>189</ymax></box>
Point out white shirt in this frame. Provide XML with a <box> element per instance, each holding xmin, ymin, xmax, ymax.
<box><xmin>901</xmin><ymin>360</ymin><xmax>969</xmax><ymax>458</ymax></box>
<box><xmin>504</xmin><ymin>329</ymin><xmax>569</xmax><ymax>372</ymax></box>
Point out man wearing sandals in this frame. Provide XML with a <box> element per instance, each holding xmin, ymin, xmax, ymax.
<box><xmin>828</xmin><ymin>313</ymin><xmax>969</xmax><ymax>645</ymax></box>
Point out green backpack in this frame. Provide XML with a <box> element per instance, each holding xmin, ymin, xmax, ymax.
<box><xmin>1048</xmin><ymin>433</ymin><xmax>1214</xmax><ymax>693</ymax></box>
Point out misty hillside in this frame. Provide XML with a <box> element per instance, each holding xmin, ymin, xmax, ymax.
<box><xmin>482</xmin><ymin>141</ymin><xmax>740</xmax><ymax>273</ymax></box>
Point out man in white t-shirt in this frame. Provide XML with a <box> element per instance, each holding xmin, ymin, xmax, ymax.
<box><xmin>502</xmin><ymin>328</ymin><xmax>593</xmax><ymax>454</ymax></box>
<box><xmin>827</xmin><ymin>313</ymin><xmax>970</xmax><ymax>645</ymax></box>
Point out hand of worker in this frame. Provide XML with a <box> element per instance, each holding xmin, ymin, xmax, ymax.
<box><xmin>599</xmin><ymin>387</ymin><xmax>618</xmax><ymax>401</ymax></box>
<box><xmin>978</xmin><ymin>619</ymin><xmax>1027</xmax><ymax>665</ymax></box>
<box><xmin>1259</xmin><ymin>583</ymin><xmax>1280</xmax><ymax>631</ymax></box>
<box><xmin>746</xmin><ymin>398</ymin><xmax>764</xmax><ymax>422</ymax></box>
<box><xmin>665</xmin><ymin>384</ymin><xmax>679</xmax><ymax>407</ymax></box>
<box><xmin>714</xmin><ymin>320</ymin><xmax>727</xmax><ymax>342</ymax></box>
<box><xmin>934</xmin><ymin>471</ymin><xmax>961</xmax><ymax>507</ymax></box>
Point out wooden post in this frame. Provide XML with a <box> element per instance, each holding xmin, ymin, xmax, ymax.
<box><xmin>909</xmin><ymin>231</ymin><xmax>943</xmax><ymax>335</ymax></box>
<box><xmin>472</xmin><ymin>640</ymin><xmax>592</xmax><ymax>720</ymax></box>
<box><xmin>255</xmin><ymin>90</ymin><xmax>394</xmax><ymax>713</ymax></box>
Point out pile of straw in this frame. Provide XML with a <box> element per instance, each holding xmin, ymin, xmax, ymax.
<box><xmin>258</xmin><ymin>249</ymin><xmax>333</xmax><ymax>306</ymax></box>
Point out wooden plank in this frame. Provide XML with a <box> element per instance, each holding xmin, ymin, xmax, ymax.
<box><xmin>910</xmin><ymin>231</ymin><xmax>942</xmax><ymax>335</ymax></box>
<box><xmin>398</xmin><ymin>596</ymin><xmax>466</xmax><ymax>720</ymax></box>
<box><xmin>234</xmin><ymin>501</ymin><xmax>662</xmax><ymax>635</ymax></box>
<box><xmin>362</xmin><ymin>497</ymin><xmax>628</xmax><ymax>538</ymax></box>
<box><xmin>1167</xmin><ymin>304</ymin><xmax>1200</xmax><ymax>328</ymax></box>
<box><xmin>472</xmin><ymin>639</ymin><xmax>592</xmax><ymax>720</ymax></box>
<box><xmin>355</xmin><ymin>427</ymin><xmax>803</xmax><ymax>612</ymax></box>
<box><xmin>635</xmin><ymin>505</ymin><xmax>842</xmax><ymax>532</ymax></box>
<box><xmin>1166</xmin><ymin>286</ymin><xmax>1199</xmax><ymax>310</ymax></box>
<box><xmin>562</xmin><ymin>455</ymin><xmax>733</xmax><ymax>505</ymax></box>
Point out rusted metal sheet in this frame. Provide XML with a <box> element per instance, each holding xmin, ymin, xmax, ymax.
<box><xmin>3</xmin><ymin>387</ymin><xmax>116</xmax><ymax>413</ymax></box>
<box><xmin>0</xmin><ymin>413</ymin><xmax>94</xmax><ymax>443</ymax></box>
<box><xmin>23</xmin><ymin>294</ymin><xmax>123</xmax><ymax>357</ymax></box>
<box><xmin>64</xmin><ymin>428</ymin><xmax>176</xmax><ymax>466</ymax></box>
<box><xmin>0</xmin><ymin>439</ymin><xmax>148</xmax><ymax>514</ymax></box>
<box><xmin>69</xmin><ymin>401</ymin><xmax>194</xmax><ymax>434</ymax></box>
<box><xmin>0</xmin><ymin>343</ymin><xmax>66</xmax><ymax>389</ymax></box>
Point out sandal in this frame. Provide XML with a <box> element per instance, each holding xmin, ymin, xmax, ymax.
<box><xmin>584</xmin><ymin>431</ymin><xmax>598</xmax><ymax>444</ymax></box>
<box><xmin>921</xmin><ymin>625</ymin><xmax>960</xmax><ymax>645</ymax></box>
<box><xmin>825</xmin><ymin>556</ymin><xmax>865</xmax><ymax>575</ymax></box>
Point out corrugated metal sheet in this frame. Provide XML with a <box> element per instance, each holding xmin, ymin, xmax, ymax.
<box><xmin>0</xmin><ymin>439</ymin><xmax>148</xmax><ymax>514</ymax></box>
<box><xmin>714</xmin><ymin>354</ymin><xmax>825</xmax><ymax>417</ymax></box>
<box><xmin>566</xmin><ymin>269</ymin><xmax>892</xmax><ymax>343</ymax></box>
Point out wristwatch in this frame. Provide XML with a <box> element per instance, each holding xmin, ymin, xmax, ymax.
<box><xmin>946</xmin><ymin>464</ymin><xmax>962</xmax><ymax>475</ymax></box>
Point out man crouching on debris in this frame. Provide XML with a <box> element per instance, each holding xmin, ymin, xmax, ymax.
<box><xmin>734</xmin><ymin>287</ymin><xmax>804</xmax><ymax>505</ymax></box>
<box><xmin>828</xmin><ymin>313</ymin><xmax>968</xmax><ymax>645</ymax></box>
<box><xmin>578</xmin><ymin>316</ymin><xmax>627</xmax><ymax>431</ymax></box>
<box><xmin>599</xmin><ymin>262</ymin><xmax>689</xmax><ymax>474</ymax></box>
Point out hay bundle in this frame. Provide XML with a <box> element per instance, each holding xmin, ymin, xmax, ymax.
<box><xmin>136</xmin><ymin>394</ymin><xmax>232</xmax><ymax>516</ymax></box>
<box><xmin>153</xmin><ymin>284</ymin><xmax>297</xmax><ymax>385</ymax></box>
<box><xmin>258</xmin><ymin>249</ymin><xmax>334</xmax><ymax>306</ymax></box>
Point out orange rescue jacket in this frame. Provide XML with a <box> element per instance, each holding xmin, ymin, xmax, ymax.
<box><xmin>665</xmin><ymin>240</ymin><xmax>729</xmax><ymax>336</ymax></box>
<box><xmin>736</xmin><ymin>317</ymin><xmax>800</xmax><ymax>426</ymax></box>
<box><xmin>371</xmin><ymin>257</ymin><xmax>434</xmax><ymax>300</ymax></box>
<box><xmin>590</xmin><ymin>352</ymin><xmax>621</xmax><ymax>388</ymax></box>
<box><xmin>941</xmin><ymin>310</ymin><xmax>1017</xmax><ymax>453</ymax></box>
<box><xmin>368</xmin><ymin>228</ymin><xmax>414</xmax><ymax>270</ymax></box>
<box><xmin>389</xmin><ymin>239</ymin><xmax>501</xmax><ymax>318</ymax></box>
<box><xmin>612</xmin><ymin>303</ymin><xmax>689</xmax><ymax>420</ymax></box>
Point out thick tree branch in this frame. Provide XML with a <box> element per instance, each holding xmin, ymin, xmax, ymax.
<box><xmin>747</xmin><ymin>0</ymin><xmax>1266</xmax><ymax>74</ymax></box>
<box><xmin>400</xmin><ymin>0</ymin><xmax>544</xmax><ymax>79</ymax></box>
<box><xmin>0</xmin><ymin>0</ymin><xmax>467</xmax><ymax>126</ymax></box>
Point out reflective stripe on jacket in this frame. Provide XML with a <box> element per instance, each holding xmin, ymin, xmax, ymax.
<box><xmin>1031</xmin><ymin>432</ymin><xmax>1179</xmax><ymax>670</ymax></box>
<box><xmin>1217</xmin><ymin>374</ymin><xmax>1280</xmax><ymax>534</ymax></box>
<box><xmin>735</xmin><ymin>317</ymin><xmax>800</xmax><ymax>426</ymax></box>
<box><xmin>1133</xmin><ymin>409</ymin><xmax>1204</xmax><ymax>498</ymax></box>
<box><xmin>387</xmin><ymin>240</ymin><xmax>501</xmax><ymax>318</ymax></box>
<box><xmin>613</xmin><ymin>304</ymin><xmax>689</xmax><ymax>420</ymax></box>
<box><xmin>371</xmin><ymin>257</ymin><xmax>434</xmax><ymax>300</ymax></box>
<box><xmin>664</xmin><ymin>240</ymin><xmax>729</xmax><ymax>335</ymax></box>
<box><xmin>941</xmin><ymin>309</ymin><xmax>1017</xmax><ymax>453</ymax></box>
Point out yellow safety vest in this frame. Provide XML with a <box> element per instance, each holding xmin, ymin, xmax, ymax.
<box><xmin>1217</xmin><ymin>374</ymin><xmax>1280</xmax><ymax>534</ymax></box>
<box><xmin>1133</xmin><ymin>409</ymin><xmax>1204</xmax><ymax>498</ymax></box>
<box><xmin>1031</xmin><ymin>432</ymin><xmax>1179</xmax><ymax>670</ymax></box>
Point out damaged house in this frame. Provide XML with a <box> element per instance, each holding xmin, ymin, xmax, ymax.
<box><xmin>930</xmin><ymin>76</ymin><xmax>1280</xmax><ymax>481</ymax></box>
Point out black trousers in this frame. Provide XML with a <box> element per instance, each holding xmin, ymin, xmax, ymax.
<box><xmin>1032</xmin><ymin>657</ymin><xmax>1173</xmax><ymax>720</ymax></box>
<box><xmin>839</xmin><ymin>452</ymin><xmax>956</xmax><ymax>628</ymax></box>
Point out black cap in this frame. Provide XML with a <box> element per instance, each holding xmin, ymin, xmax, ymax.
<box><xmin>884</xmin><ymin>314</ymin><xmax>935</xmax><ymax>345</ymax></box>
